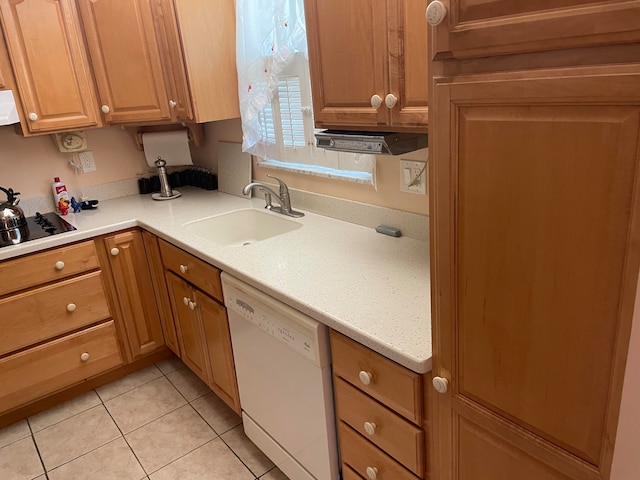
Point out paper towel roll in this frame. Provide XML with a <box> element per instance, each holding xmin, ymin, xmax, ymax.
<box><xmin>143</xmin><ymin>130</ymin><xmax>194</xmax><ymax>167</ymax></box>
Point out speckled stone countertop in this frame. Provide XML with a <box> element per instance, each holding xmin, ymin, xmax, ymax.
<box><xmin>0</xmin><ymin>188</ymin><xmax>432</xmax><ymax>373</ymax></box>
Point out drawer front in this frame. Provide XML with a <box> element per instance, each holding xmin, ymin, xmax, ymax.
<box><xmin>0</xmin><ymin>321</ymin><xmax>123</xmax><ymax>413</ymax></box>
<box><xmin>335</xmin><ymin>378</ymin><xmax>425</xmax><ymax>476</ymax></box>
<box><xmin>159</xmin><ymin>239</ymin><xmax>222</xmax><ymax>301</ymax></box>
<box><xmin>340</xmin><ymin>422</ymin><xmax>421</xmax><ymax>480</ymax></box>
<box><xmin>0</xmin><ymin>240</ymin><xmax>99</xmax><ymax>297</ymax></box>
<box><xmin>330</xmin><ymin>330</ymin><xmax>423</xmax><ymax>424</ymax></box>
<box><xmin>342</xmin><ymin>464</ymin><xmax>365</xmax><ymax>480</ymax></box>
<box><xmin>0</xmin><ymin>272</ymin><xmax>111</xmax><ymax>356</ymax></box>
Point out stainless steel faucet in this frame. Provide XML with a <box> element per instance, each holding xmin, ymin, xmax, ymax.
<box><xmin>242</xmin><ymin>175</ymin><xmax>304</xmax><ymax>218</ymax></box>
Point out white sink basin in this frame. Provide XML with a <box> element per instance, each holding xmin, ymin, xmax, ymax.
<box><xmin>184</xmin><ymin>209</ymin><xmax>302</xmax><ymax>246</ymax></box>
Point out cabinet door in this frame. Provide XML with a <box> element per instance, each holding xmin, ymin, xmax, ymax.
<box><xmin>0</xmin><ymin>0</ymin><xmax>101</xmax><ymax>133</ymax></box>
<box><xmin>165</xmin><ymin>272</ymin><xmax>208</xmax><ymax>381</ymax></box>
<box><xmin>78</xmin><ymin>0</ymin><xmax>172</xmax><ymax>123</ymax></box>
<box><xmin>304</xmin><ymin>0</ymin><xmax>389</xmax><ymax>129</ymax></box>
<box><xmin>103</xmin><ymin>230</ymin><xmax>165</xmax><ymax>360</ymax></box>
<box><xmin>142</xmin><ymin>231</ymin><xmax>180</xmax><ymax>356</ymax></box>
<box><xmin>388</xmin><ymin>0</ymin><xmax>429</xmax><ymax>129</ymax></box>
<box><xmin>429</xmin><ymin>66</ymin><xmax>640</xmax><ymax>480</ymax></box>
<box><xmin>430</xmin><ymin>0</ymin><xmax>640</xmax><ymax>59</ymax></box>
<box><xmin>197</xmin><ymin>291</ymin><xmax>241</xmax><ymax>415</ymax></box>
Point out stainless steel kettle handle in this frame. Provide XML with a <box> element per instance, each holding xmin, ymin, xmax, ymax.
<box><xmin>0</xmin><ymin>187</ymin><xmax>20</xmax><ymax>205</ymax></box>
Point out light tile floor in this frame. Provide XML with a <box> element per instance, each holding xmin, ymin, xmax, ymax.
<box><xmin>0</xmin><ymin>355</ymin><xmax>289</xmax><ymax>480</ymax></box>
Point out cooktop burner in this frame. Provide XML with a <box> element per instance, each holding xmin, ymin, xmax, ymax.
<box><xmin>1</xmin><ymin>212</ymin><xmax>76</xmax><ymax>248</ymax></box>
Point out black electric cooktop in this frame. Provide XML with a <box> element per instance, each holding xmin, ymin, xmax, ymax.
<box><xmin>1</xmin><ymin>212</ymin><xmax>77</xmax><ymax>248</ymax></box>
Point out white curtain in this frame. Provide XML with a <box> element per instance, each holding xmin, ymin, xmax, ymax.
<box><xmin>236</xmin><ymin>0</ymin><xmax>308</xmax><ymax>158</ymax></box>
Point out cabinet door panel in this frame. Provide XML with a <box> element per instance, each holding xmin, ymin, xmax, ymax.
<box><xmin>165</xmin><ymin>272</ymin><xmax>208</xmax><ymax>380</ymax></box>
<box><xmin>388</xmin><ymin>0</ymin><xmax>428</xmax><ymax>128</ymax></box>
<box><xmin>430</xmin><ymin>0</ymin><xmax>640</xmax><ymax>59</ymax></box>
<box><xmin>304</xmin><ymin>0</ymin><xmax>388</xmax><ymax>128</ymax></box>
<box><xmin>78</xmin><ymin>0</ymin><xmax>171</xmax><ymax>123</ymax></box>
<box><xmin>0</xmin><ymin>0</ymin><xmax>100</xmax><ymax>132</ymax></box>
<box><xmin>198</xmin><ymin>291</ymin><xmax>240</xmax><ymax>415</ymax></box>
<box><xmin>430</xmin><ymin>66</ymin><xmax>640</xmax><ymax>480</ymax></box>
<box><xmin>103</xmin><ymin>230</ymin><xmax>164</xmax><ymax>360</ymax></box>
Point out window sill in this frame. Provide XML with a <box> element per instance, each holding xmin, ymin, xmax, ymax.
<box><xmin>257</xmin><ymin>159</ymin><xmax>374</xmax><ymax>185</ymax></box>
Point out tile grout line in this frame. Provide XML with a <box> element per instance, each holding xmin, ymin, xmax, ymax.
<box><xmin>26</xmin><ymin>417</ymin><xmax>50</xmax><ymax>480</ymax></box>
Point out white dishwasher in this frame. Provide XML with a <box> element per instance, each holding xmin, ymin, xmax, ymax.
<box><xmin>221</xmin><ymin>273</ymin><xmax>339</xmax><ymax>480</ymax></box>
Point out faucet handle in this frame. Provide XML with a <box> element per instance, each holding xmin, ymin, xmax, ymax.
<box><xmin>266</xmin><ymin>175</ymin><xmax>288</xmax><ymax>194</ymax></box>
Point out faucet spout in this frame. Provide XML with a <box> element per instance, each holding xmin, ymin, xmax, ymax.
<box><xmin>242</xmin><ymin>178</ymin><xmax>304</xmax><ymax>218</ymax></box>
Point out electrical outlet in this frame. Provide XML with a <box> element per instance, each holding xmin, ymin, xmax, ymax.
<box><xmin>400</xmin><ymin>160</ymin><xmax>426</xmax><ymax>194</ymax></box>
<box><xmin>79</xmin><ymin>151</ymin><xmax>96</xmax><ymax>173</ymax></box>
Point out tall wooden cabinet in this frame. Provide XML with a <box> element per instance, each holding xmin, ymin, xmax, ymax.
<box><xmin>304</xmin><ymin>0</ymin><xmax>428</xmax><ymax>132</ymax></box>
<box><xmin>0</xmin><ymin>0</ymin><xmax>102</xmax><ymax>134</ymax></box>
<box><xmin>428</xmin><ymin>3</ymin><xmax>640</xmax><ymax>480</ymax></box>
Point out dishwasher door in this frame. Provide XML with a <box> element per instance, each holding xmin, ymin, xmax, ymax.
<box><xmin>221</xmin><ymin>273</ymin><xmax>339</xmax><ymax>480</ymax></box>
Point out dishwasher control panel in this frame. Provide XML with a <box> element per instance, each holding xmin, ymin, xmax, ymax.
<box><xmin>226</xmin><ymin>288</ymin><xmax>317</xmax><ymax>363</ymax></box>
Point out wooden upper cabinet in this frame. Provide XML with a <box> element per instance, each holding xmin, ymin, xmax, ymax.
<box><xmin>77</xmin><ymin>0</ymin><xmax>173</xmax><ymax>124</ymax></box>
<box><xmin>0</xmin><ymin>0</ymin><xmax>101</xmax><ymax>133</ymax></box>
<box><xmin>77</xmin><ymin>0</ymin><xmax>239</xmax><ymax>125</ymax></box>
<box><xmin>305</xmin><ymin>0</ymin><xmax>428</xmax><ymax>132</ymax></box>
<box><xmin>429</xmin><ymin>0</ymin><xmax>640</xmax><ymax>60</ymax></box>
<box><xmin>429</xmin><ymin>65</ymin><xmax>640</xmax><ymax>480</ymax></box>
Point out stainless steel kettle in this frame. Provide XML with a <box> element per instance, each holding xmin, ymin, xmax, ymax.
<box><xmin>0</xmin><ymin>186</ymin><xmax>28</xmax><ymax>246</ymax></box>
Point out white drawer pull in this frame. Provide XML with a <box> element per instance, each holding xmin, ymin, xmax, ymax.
<box><xmin>358</xmin><ymin>370</ymin><xmax>373</xmax><ymax>385</ymax></box>
<box><xmin>366</xmin><ymin>466</ymin><xmax>379</xmax><ymax>480</ymax></box>
<box><xmin>384</xmin><ymin>93</ymin><xmax>398</xmax><ymax>109</ymax></box>
<box><xmin>370</xmin><ymin>94</ymin><xmax>382</xmax><ymax>109</ymax></box>
<box><xmin>169</xmin><ymin>100</ymin><xmax>177</xmax><ymax>108</ymax></box>
<box><xmin>101</xmin><ymin>105</ymin><xmax>110</xmax><ymax>114</ymax></box>
<box><xmin>28</xmin><ymin>112</ymin><xmax>38</xmax><ymax>121</ymax></box>
<box><xmin>55</xmin><ymin>261</ymin><xmax>65</xmax><ymax>270</ymax></box>
<box><xmin>80</xmin><ymin>352</ymin><xmax>90</xmax><ymax>362</ymax></box>
<box><xmin>110</xmin><ymin>247</ymin><xmax>120</xmax><ymax>256</ymax></box>
<box><xmin>183</xmin><ymin>296</ymin><xmax>190</xmax><ymax>306</ymax></box>
<box><xmin>188</xmin><ymin>300</ymin><xmax>197</xmax><ymax>311</ymax></box>
<box><xmin>364</xmin><ymin>421</ymin><xmax>376</xmax><ymax>436</ymax></box>
<box><xmin>426</xmin><ymin>0</ymin><xmax>447</xmax><ymax>26</ymax></box>
<box><xmin>66</xmin><ymin>303</ymin><xmax>77</xmax><ymax>312</ymax></box>
<box><xmin>179</xmin><ymin>264</ymin><xmax>188</xmax><ymax>274</ymax></box>
<box><xmin>433</xmin><ymin>376</ymin><xmax>449</xmax><ymax>394</ymax></box>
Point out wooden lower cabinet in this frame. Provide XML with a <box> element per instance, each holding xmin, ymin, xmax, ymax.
<box><xmin>160</xmin><ymin>241</ymin><xmax>240</xmax><ymax>415</ymax></box>
<box><xmin>0</xmin><ymin>322</ymin><xmax>122</xmax><ymax>413</ymax></box>
<box><xmin>165</xmin><ymin>272</ymin><xmax>209</xmax><ymax>380</ymax></box>
<box><xmin>330</xmin><ymin>331</ymin><xmax>430</xmax><ymax>479</ymax></box>
<box><xmin>99</xmin><ymin>230</ymin><xmax>165</xmax><ymax>361</ymax></box>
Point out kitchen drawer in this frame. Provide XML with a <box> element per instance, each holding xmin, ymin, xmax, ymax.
<box><xmin>335</xmin><ymin>377</ymin><xmax>425</xmax><ymax>476</ymax></box>
<box><xmin>159</xmin><ymin>239</ymin><xmax>222</xmax><ymax>301</ymax></box>
<box><xmin>0</xmin><ymin>271</ymin><xmax>111</xmax><ymax>356</ymax></box>
<box><xmin>0</xmin><ymin>240</ymin><xmax>99</xmax><ymax>297</ymax></box>
<box><xmin>330</xmin><ymin>330</ymin><xmax>423</xmax><ymax>424</ymax></box>
<box><xmin>340</xmin><ymin>422</ymin><xmax>421</xmax><ymax>480</ymax></box>
<box><xmin>0</xmin><ymin>321</ymin><xmax>122</xmax><ymax>413</ymax></box>
<box><xmin>342</xmin><ymin>464</ymin><xmax>366</xmax><ymax>480</ymax></box>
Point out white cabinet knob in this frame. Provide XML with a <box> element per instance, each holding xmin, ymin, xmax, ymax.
<box><xmin>67</xmin><ymin>303</ymin><xmax>77</xmax><ymax>312</ymax></box>
<box><xmin>179</xmin><ymin>264</ymin><xmax>188</xmax><ymax>274</ymax></box>
<box><xmin>55</xmin><ymin>261</ymin><xmax>65</xmax><ymax>270</ymax></box>
<box><xmin>80</xmin><ymin>352</ymin><xmax>90</xmax><ymax>362</ymax></box>
<box><xmin>169</xmin><ymin>100</ymin><xmax>177</xmax><ymax>108</ymax></box>
<box><xmin>358</xmin><ymin>370</ymin><xmax>373</xmax><ymax>385</ymax></box>
<box><xmin>183</xmin><ymin>296</ymin><xmax>190</xmax><ymax>306</ymax></box>
<box><xmin>370</xmin><ymin>94</ymin><xmax>382</xmax><ymax>109</ymax></box>
<box><xmin>426</xmin><ymin>0</ymin><xmax>447</xmax><ymax>26</ymax></box>
<box><xmin>432</xmin><ymin>376</ymin><xmax>449</xmax><ymax>394</ymax></box>
<box><xmin>101</xmin><ymin>105</ymin><xmax>110</xmax><ymax>114</ymax></box>
<box><xmin>110</xmin><ymin>247</ymin><xmax>120</xmax><ymax>256</ymax></box>
<box><xmin>366</xmin><ymin>466</ymin><xmax>379</xmax><ymax>480</ymax></box>
<box><xmin>363</xmin><ymin>421</ymin><xmax>376</xmax><ymax>435</ymax></box>
<box><xmin>188</xmin><ymin>300</ymin><xmax>196</xmax><ymax>310</ymax></box>
<box><xmin>385</xmin><ymin>93</ymin><xmax>398</xmax><ymax>109</ymax></box>
<box><xmin>28</xmin><ymin>112</ymin><xmax>38</xmax><ymax>121</ymax></box>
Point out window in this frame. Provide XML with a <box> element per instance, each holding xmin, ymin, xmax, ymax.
<box><xmin>235</xmin><ymin>0</ymin><xmax>376</xmax><ymax>186</ymax></box>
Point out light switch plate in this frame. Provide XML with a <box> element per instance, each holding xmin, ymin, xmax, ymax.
<box><xmin>400</xmin><ymin>160</ymin><xmax>426</xmax><ymax>195</ymax></box>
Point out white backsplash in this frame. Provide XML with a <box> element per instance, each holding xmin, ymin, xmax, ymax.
<box><xmin>18</xmin><ymin>178</ymin><xmax>428</xmax><ymax>241</ymax></box>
